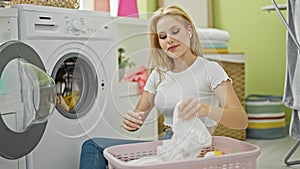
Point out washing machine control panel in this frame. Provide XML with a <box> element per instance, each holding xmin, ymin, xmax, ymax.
<box><xmin>64</xmin><ymin>16</ymin><xmax>113</xmax><ymax>39</ymax></box>
<box><xmin>18</xmin><ymin>10</ymin><xmax>115</xmax><ymax>40</ymax></box>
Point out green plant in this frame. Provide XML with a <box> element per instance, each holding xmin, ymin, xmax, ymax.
<box><xmin>118</xmin><ymin>48</ymin><xmax>135</xmax><ymax>68</ymax></box>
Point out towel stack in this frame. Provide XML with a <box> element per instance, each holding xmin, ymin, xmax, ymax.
<box><xmin>197</xmin><ymin>28</ymin><xmax>230</xmax><ymax>54</ymax></box>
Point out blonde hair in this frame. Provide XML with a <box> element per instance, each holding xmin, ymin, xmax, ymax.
<box><xmin>148</xmin><ymin>5</ymin><xmax>203</xmax><ymax>83</ymax></box>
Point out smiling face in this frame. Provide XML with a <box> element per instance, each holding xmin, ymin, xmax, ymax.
<box><xmin>156</xmin><ymin>15</ymin><xmax>192</xmax><ymax>59</ymax></box>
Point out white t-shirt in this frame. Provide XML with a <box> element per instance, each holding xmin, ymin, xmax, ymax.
<box><xmin>144</xmin><ymin>57</ymin><xmax>231</xmax><ymax>127</ymax></box>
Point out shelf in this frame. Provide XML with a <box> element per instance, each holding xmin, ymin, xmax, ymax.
<box><xmin>112</xmin><ymin>16</ymin><xmax>149</xmax><ymax>26</ymax></box>
<box><xmin>203</xmin><ymin>53</ymin><xmax>245</xmax><ymax>63</ymax></box>
<box><xmin>261</xmin><ymin>4</ymin><xmax>287</xmax><ymax>11</ymax></box>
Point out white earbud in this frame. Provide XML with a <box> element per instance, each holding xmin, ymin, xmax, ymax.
<box><xmin>189</xmin><ymin>31</ymin><xmax>192</xmax><ymax>38</ymax></box>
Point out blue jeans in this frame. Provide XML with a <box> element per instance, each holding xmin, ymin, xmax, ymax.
<box><xmin>79</xmin><ymin>131</ymin><xmax>173</xmax><ymax>169</ymax></box>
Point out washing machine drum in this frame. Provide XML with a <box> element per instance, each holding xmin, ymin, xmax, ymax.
<box><xmin>0</xmin><ymin>41</ymin><xmax>56</xmax><ymax>160</ymax></box>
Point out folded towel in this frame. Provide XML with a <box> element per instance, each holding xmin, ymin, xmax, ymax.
<box><xmin>203</xmin><ymin>48</ymin><xmax>229</xmax><ymax>54</ymax></box>
<box><xmin>197</xmin><ymin>28</ymin><xmax>230</xmax><ymax>42</ymax></box>
<box><xmin>201</xmin><ymin>42</ymin><xmax>228</xmax><ymax>49</ymax></box>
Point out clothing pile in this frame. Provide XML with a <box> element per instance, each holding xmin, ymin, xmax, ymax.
<box><xmin>128</xmin><ymin>101</ymin><xmax>212</xmax><ymax>165</ymax></box>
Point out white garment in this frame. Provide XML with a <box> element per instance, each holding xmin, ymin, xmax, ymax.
<box><xmin>128</xmin><ymin>101</ymin><xmax>212</xmax><ymax>165</ymax></box>
<box><xmin>157</xmin><ymin>101</ymin><xmax>212</xmax><ymax>161</ymax></box>
<box><xmin>284</xmin><ymin>0</ymin><xmax>300</xmax><ymax>139</ymax></box>
<box><xmin>290</xmin><ymin>110</ymin><xmax>300</xmax><ymax>139</ymax></box>
<box><xmin>144</xmin><ymin>57</ymin><xmax>231</xmax><ymax>127</ymax></box>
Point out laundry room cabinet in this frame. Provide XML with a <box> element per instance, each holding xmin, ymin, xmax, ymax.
<box><xmin>113</xmin><ymin>17</ymin><xmax>158</xmax><ymax>140</ymax></box>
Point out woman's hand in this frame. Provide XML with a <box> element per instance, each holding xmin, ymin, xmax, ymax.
<box><xmin>178</xmin><ymin>99</ymin><xmax>209</xmax><ymax>121</ymax></box>
<box><xmin>123</xmin><ymin>111</ymin><xmax>144</xmax><ymax>131</ymax></box>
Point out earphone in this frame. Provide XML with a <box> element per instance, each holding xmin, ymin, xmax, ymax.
<box><xmin>188</xmin><ymin>31</ymin><xmax>192</xmax><ymax>38</ymax></box>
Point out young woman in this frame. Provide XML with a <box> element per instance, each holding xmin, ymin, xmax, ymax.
<box><xmin>79</xmin><ymin>5</ymin><xmax>248</xmax><ymax>169</ymax></box>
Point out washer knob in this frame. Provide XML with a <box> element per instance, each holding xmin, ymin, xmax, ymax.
<box><xmin>70</xmin><ymin>19</ymin><xmax>81</xmax><ymax>32</ymax></box>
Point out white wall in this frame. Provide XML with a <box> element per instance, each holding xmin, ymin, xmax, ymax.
<box><xmin>162</xmin><ymin>0</ymin><xmax>210</xmax><ymax>28</ymax></box>
<box><xmin>79</xmin><ymin>0</ymin><xmax>94</xmax><ymax>10</ymax></box>
<box><xmin>79</xmin><ymin>0</ymin><xmax>119</xmax><ymax>16</ymax></box>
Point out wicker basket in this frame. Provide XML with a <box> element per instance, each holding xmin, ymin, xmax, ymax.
<box><xmin>213</xmin><ymin>59</ymin><xmax>246</xmax><ymax>140</ymax></box>
<box><xmin>0</xmin><ymin>0</ymin><xmax>13</xmax><ymax>7</ymax></box>
<box><xmin>11</xmin><ymin>0</ymin><xmax>79</xmax><ymax>9</ymax></box>
<box><xmin>220</xmin><ymin>61</ymin><xmax>245</xmax><ymax>107</ymax></box>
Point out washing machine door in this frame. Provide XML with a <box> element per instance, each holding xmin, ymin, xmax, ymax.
<box><xmin>0</xmin><ymin>40</ymin><xmax>56</xmax><ymax>160</ymax></box>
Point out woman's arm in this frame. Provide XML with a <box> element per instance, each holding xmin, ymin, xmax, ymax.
<box><xmin>209</xmin><ymin>80</ymin><xmax>248</xmax><ymax>129</ymax></box>
<box><xmin>123</xmin><ymin>91</ymin><xmax>155</xmax><ymax>131</ymax></box>
<box><xmin>179</xmin><ymin>80</ymin><xmax>248</xmax><ymax>130</ymax></box>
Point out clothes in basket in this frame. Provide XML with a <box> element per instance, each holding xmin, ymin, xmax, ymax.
<box><xmin>104</xmin><ymin>101</ymin><xmax>261</xmax><ymax>169</ymax></box>
<box><xmin>127</xmin><ymin>101</ymin><xmax>212</xmax><ymax>164</ymax></box>
<box><xmin>104</xmin><ymin>136</ymin><xmax>260</xmax><ymax>169</ymax></box>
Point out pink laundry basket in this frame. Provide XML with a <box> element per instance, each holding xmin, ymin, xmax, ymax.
<box><xmin>104</xmin><ymin>136</ymin><xmax>260</xmax><ymax>169</ymax></box>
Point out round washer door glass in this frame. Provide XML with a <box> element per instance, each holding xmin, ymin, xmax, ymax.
<box><xmin>0</xmin><ymin>41</ymin><xmax>56</xmax><ymax>159</ymax></box>
<box><xmin>1</xmin><ymin>59</ymin><xmax>56</xmax><ymax>132</ymax></box>
<box><xmin>52</xmin><ymin>52</ymin><xmax>97</xmax><ymax>119</ymax></box>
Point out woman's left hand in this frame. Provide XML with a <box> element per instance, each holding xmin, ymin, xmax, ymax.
<box><xmin>178</xmin><ymin>99</ymin><xmax>208</xmax><ymax>121</ymax></box>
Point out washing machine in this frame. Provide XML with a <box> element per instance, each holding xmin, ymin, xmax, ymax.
<box><xmin>0</xmin><ymin>40</ymin><xmax>56</xmax><ymax>169</ymax></box>
<box><xmin>0</xmin><ymin>7</ymin><xmax>18</xmax><ymax>43</ymax></box>
<box><xmin>12</xmin><ymin>4</ymin><xmax>122</xmax><ymax>169</ymax></box>
<box><xmin>0</xmin><ymin>7</ymin><xmax>28</xmax><ymax>169</ymax></box>
<box><xmin>0</xmin><ymin>4</ymin><xmax>157</xmax><ymax>169</ymax></box>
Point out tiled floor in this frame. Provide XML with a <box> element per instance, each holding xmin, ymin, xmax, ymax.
<box><xmin>246</xmin><ymin>136</ymin><xmax>300</xmax><ymax>169</ymax></box>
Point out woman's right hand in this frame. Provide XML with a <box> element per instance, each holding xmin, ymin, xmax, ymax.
<box><xmin>123</xmin><ymin>111</ymin><xmax>144</xmax><ymax>131</ymax></box>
